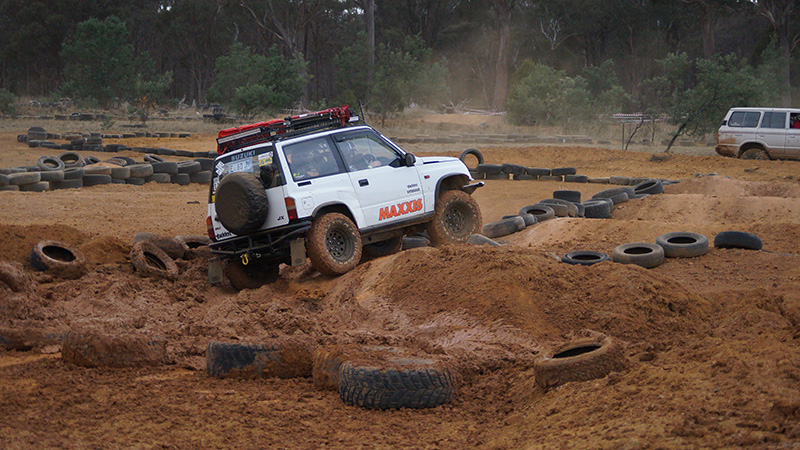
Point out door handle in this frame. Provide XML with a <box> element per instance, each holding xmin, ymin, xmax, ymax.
<box><xmin>358</xmin><ymin>179</ymin><xmax>369</xmax><ymax>187</ymax></box>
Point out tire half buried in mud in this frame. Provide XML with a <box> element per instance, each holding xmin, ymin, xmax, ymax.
<box><xmin>534</xmin><ymin>335</ymin><xmax>628</xmax><ymax>389</ymax></box>
<box><xmin>29</xmin><ymin>240</ymin><xmax>86</xmax><ymax>279</ymax></box>
<box><xmin>338</xmin><ymin>356</ymin><xmax>457</xmax><ymax>410</ymax></box>
<box><xmin>206</xmin><ymin>340</ymin><xmax>311</xmax><ymax>379</ymax></box>
<box><xmin>130</xmin><ymin>241</ymin><xmax>179</xmax><ymax>280</ymax></box>
<box><xmin>61</xmin><ymin>331</ymin><xmax>169</xmax><ymax>368</ymax></box>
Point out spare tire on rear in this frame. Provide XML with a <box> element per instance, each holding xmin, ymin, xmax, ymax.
<box><xmin>214</xmin><ymin>172</ymin><xmax>269</xmax><ymax>236</ymax></box>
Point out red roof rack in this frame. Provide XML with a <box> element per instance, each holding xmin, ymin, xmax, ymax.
<box><xmin>216</xmin><ymin>105</ymin><xmax>355</xmax><ymax>155</ymax></box>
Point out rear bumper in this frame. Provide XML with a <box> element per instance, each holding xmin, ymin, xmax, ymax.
<box><xmin>209</xmin><ymin>220</ymin><xmax>311</xmax><ymax>264</ymax></box>
<box><xmin>715</xmin><ymin>144</ymin><xmax>737</xmax><ymax>157</ymax></box>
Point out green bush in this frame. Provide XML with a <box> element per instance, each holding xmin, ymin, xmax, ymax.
<box><xmin>0</xmin><ymin>88</ymin><xmax>18</xmax><ymax>115</ymax></box>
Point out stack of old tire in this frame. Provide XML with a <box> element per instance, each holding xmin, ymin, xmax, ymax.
<box><xmin>0</xmin><ymin>151</ymin><xmax>214</xmax><ymax>191</ymax></box>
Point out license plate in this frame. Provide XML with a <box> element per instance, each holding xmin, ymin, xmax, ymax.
<box><xmin>227</xmin><ymin>159</ymin><xmax>253</xmax><ymax>174</ymax></box>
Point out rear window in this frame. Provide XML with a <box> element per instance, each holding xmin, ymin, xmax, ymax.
<box><xmin>727</xmin><ymin>111</ymin><xmax>760</xmax><ymax>128</ymax></box>
<box><xmin>760</xmin><ymin>112</ymin><xmax>787</xmax><ymax>129</ymax></box>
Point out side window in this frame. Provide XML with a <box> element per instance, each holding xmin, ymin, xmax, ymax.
<box><xmin>791</xmin><ymin>113</ymin><xmax>800</xmax><ymax>129</ymax></box>
<box><xmin>728</xmin><ymin>111</ymin><xmax>761</xmax><ymax>128</ymax></box>
<box><xmin>335</xmin><ymin>132</ymin><xmax>402</xmax><ymax>172</ymax></box>
<box><xmin>283</xmin><ymin>137</ymin><xmax>343</xmax><ymax>181</ymax></box>
<box><xmin>761</xmin><ymin>112</ymin><xmax>787</xmax><ymax>129</ymax></box>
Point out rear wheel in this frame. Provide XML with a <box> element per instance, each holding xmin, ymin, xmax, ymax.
<box><xmin>225</xmin><ymin>258</ymin><xmax>280</xmax><ymax>290</ymax></box>
<box><xmin>740</xmin><ymin>148</ymin><xmax>769</xmax><ymax>160</ymax></box>
<box><xmin>425</xmin><ymin>190</ymin><xmax>482</xmax><ymax>246</ymax></box>
<box><xmin>307</xmin><ymin>213</ymin><xmax>362</xmax><ymax>276</ymax></box>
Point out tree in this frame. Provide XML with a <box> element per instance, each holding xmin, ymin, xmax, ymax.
<box><xmin>130</xmin><ymin>52</ymin><xmax>173</xmax><ymax>125</ymax></box>
<box><xmin>491</xmin><ymin>0</ymin><xmax>516</xmax><ymax>109</ymax></box>
<box><xmin>506</xmin><ymin>61</ymin><xmax>590</xmax><ymax>125</ymax></box>
<box><xmin>644</xmin><ymin>53</ymin><xmax>766</xmax><ymax>153</ymax></box>
<box><xmin>207</xmin><ymin>42</ymin><xmax>309</xmax><ymax>117</ymax></box>
<box><xmin>60</xmin><ymin>16</ymin><xmax>135</xmax><ymax>107</ymax></box>
<box><xmin>750</xmin><ymin>0</ymin><xmax>798</xmax><ymax>106</ymax></box>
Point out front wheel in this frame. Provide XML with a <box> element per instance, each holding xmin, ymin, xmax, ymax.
<box><xmin>307</xmin><ymin>213</ymin><xmax>362</xmax><ymax>276</ymax></box>
<box><xmin>425</xmin><ymin>190</ymin><xmax>482</xmax><ymax>246</ymax></box>
<box><xmin>740</xmin><ymin>148</ymin><xmax>769</xmax><ymax>160</ymax></box>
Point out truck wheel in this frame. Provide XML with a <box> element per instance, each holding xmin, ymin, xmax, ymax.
<box><xmin>214</xmin><ymin>172</ymin><xmax>269</xmax><ymax>236</ymax></box>
<box><xmin>225</xmin><ymin>258</ymin><xmax>280</xmax><ymax>290</ymax></box>
<box><xmin>425</xmin><ymin>190</ymin><xmax>482</xmax><ymax>246</ymax></box>
<box><xmin>362</xmin><ymin>236</ymin><xmax>403</xmax><ymax>258</ymax></box>
<box><xmin>307</xmin><ymin>213</ymin><xmax>362</xmax><ymax>276</ymax></box>
<box><xmin>740</xmin><ymin>148</ymin><xmax>769</xmax><ymax>160</ymax></box>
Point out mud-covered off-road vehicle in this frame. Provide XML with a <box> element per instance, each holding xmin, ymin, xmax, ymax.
<box><xmin>206</xmin><ymin>106</ymin><xmax>483</xmax><ymax>289</ymax></box>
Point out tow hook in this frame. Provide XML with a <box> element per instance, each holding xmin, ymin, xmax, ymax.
<box><xmin>241</xmin><ymin>253</ymin><xmax>250</xmax><ymax>266</ymax></box>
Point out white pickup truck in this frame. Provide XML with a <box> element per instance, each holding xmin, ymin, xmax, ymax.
<box><xmin>206</xmin><ymin>106</ymin><xmax>483</xmax><ymax>289</ymax></box>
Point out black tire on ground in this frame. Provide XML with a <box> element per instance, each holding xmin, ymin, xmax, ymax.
<box><xmin>82</xmin><ymin>174</ymin><xmax>112</xmax><ymax>186</ymax></box>
<box><xmin>541</xmin><ymin>198</ymin><xmax>578</xmax><ymax>217</ymax></box>
<box><xmin>526</xmin><ymin>167</ymin><xmax>551</xmax><ymax>177</ymax></box>
<box><xmin>534</xmin><ymin>335</ymin><xmax>628</xmax><ymax>389</ymax></box>
<box><xmin>425</xmin><ymin>190</ymin><xmax>482</xmax><ymax>246</ymax></box>
<box><xmin>146</xmin><ymin>173</ymin><xmax>170</xmax><ymax>183</ymax></box>
<box><xmin>82</xmin><ymin>155</ymin><xmax>101</xmax><ymax>165</ymax></box>
<box><xmin>62</xmin><ymin>332</ymin><xmax>168</xmax><ymax>368</ymax></box>
<box><xmin>84</xmin><ymin>165</ymin><xmax>112</xmax><ymax>175</ymax></box>
<box><xmin>39</xmin><ymin>170</ymin><xmax>64</xmax><ymax>182</ymax></box>
<box><xmin>177</xmin><ymin>160</ymin><xmax>202</xmax><ymax>174</ymax></box>
<box><xmin>574</xmin><ymin>202</ymin><xmax>585</xmax><ymax>217</ymax></box>
<box><xmin>519</xmin><ymin>204</ymin><xmax>555</xmax><ymax>222</ymax></box>
<box><xmin>19</xmin><ymin>181</ymin><xmax>49</xmax><ymax>192</ymax></box>
<box><xmin>37</xmin><ymin>156</ymin><xmax>65</xmax><ymax>171</ymax></box>
<box><xmin>564</xmin><ymin>174</ymin><xmax>588</xmax><ymax>183</ymax></box>
<box><xmin>561</xmin><ymin>251</ymin><xmax>611</xmax><ymax>266</ymax></box>
<box><xmin>475</xmin><ymin>164</ymin><xmax>502</xmax><ymax>175</ymax></box>
<box><xmin>466</xmin><ymin>234</ymin><xmax>502</xmax><ymax>246</ymax></box>
<box><xmin>609</xmin><ymin>176</ymin><xmax>633</xmax><ymax>185</ymax></box>
<box><xmin>174</xmin><ymin>235</ymin><xmax>212</xmax><ymax>254</ymax></box>
<box><xmin>170</xmin><ymin>173</ymin><xmax>191</xmax><ymax>185</ymax></box>
<box><xmin>63</xmin><ymin>167</ymin><xmax>85</xmax><ymax>180</ymax></box>
<box><xmin>306</xmin><ymin>212</ymin><xmax>362</xmax><ymax>276</ymax></box>
<box><xmin>126</xmin><ymin>177</ymin><xmax>146</xmax><ymax>186</ymax></box>
<box><xmin>0</xmin><ymin>173</ymin><xmax>7</xmax><ymax>186</ymax></box>
<box><xmin>612</xmin><ymin>242</ymin><xmax>665</xmax><ymax>268</ymax></box>
<box><xmin>151</xmin><ymin>161</ymin><xmax>179</xmax><ymax>174</ymax></box>
<box><xmin>110</xmin><ymin>166</ymin><xmax>131</xmax><ymax>179</ymax></box>
<box><xmin>484</xmin><ymin>172</ymin><xmax>509</xmax><ymax>180</ymax></box>
<box><xmin>225</xmin><ymin>258</ymin><xmax>280</xmax><ymax>290</ymax></box>
<box><xmin>458</xmin><ymin>149</ymin><xmax>484</xmax><ymax>169</ymax></box>
<box><xmin>214</xmin><ymin>172</ymin><xmax>269</xmax><ymax>236</ymax></box>
<box><xmin>363</xmin><ymin>236</ymin><xmax>403</xmax><ymax>258</ymax></box>
<box><xmin>482</xmin><ymin>216</ymin><xmax>525</xmax><ymax>238</ymax></box>
<box><xmin>8</xmin><ymin>172</ymin><xmax>41</xmax><ymax>185</ymax></box>
<box><xmin>132</xmin><ymin>232</ymin><xmax>185</xmax><ymax>260</ymax></box>
<box><xmin>129</xmin><ymin>164</ymin><xmax>154</xmax><ymax>178</ymax></box>
<box><xmin>402</xmin><ymin>235</ymin><xmax>430</xmax><ymax>249</ymax></box>
<box><xmin>195</xmin><ymin>158</ymin><xmax>215</xmax><ymax>171</ymax></box>
<box><xmin>713</xmin><ymin>231</ymin><xmax>763</xmax><ymax>250</ymax></box>
<box><xmin>551</xmin><ymin>167</ymin><xmax>577</xmax><ymax>176</ymax></box>
<box><xmin>519</xmin><ymin>213</ymin><xmax>537</xmax><ymax>227</ymax></box>
<box><xmin>539</xmin><ymin>175</ymin><xmax>563</xmax><ymax>181</ymax></box>
<box><xmin>582</xmin><ymin>199</ymin><xmax>612</xmax><ymax>219</ymax></box>
<box><xmin>540</xmin><ymin>201</ymin><xmax>569</xmax><ymax>217</ymax></box>
<box><xmin>553</xmin><ymin>190</ymin><xmax>581</xmax><ymax>203</ymax></box>
<box><xmin>130</xmin><ymin>241</ymin><xmax>179</xmax><ymax>280</ymax></box>
<box><xmin>29</xmin><ymin>240</ymin><xmax>86</xmax><ymax>279</ymax></box>
<box><xmin>501</xmin><ymin>163</ymin><xmax>525</xmax><ymax>175</ymax></box>
<box><xmin>51</xmin><ymin>179</ymin><xmax>83</xmax><ymax>190</ymax></box>
<box><xmin>0</xmin><ymin>185</ymin><xmax>19</xmax><ymax>191</ymax></box>
<box><xmin>633</xmin><ymin>179</ymin><xmax>664</xmax><ymax>195</ymax></box>
<box><xmin>206</xmin><ymin>340</ymin><xmax>311</xmax><ymax>379</ymax></box>
<box><xmin>338</xmin><ymin>358</ymin><xmax>457</xmax><ymax>409</ymax></box>
<box><xmin>656</xmin><ymin>232</ymin><xmax>709</xmax><ymax>258</ymax></box>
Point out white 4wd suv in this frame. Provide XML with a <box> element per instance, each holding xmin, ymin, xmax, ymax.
<box><xmin>716</xmin><ymin>107</ymin><xmax>800</xmax><ymax>160</ymax></box>
<box><xmin>206</xmin><ymin>106</ymin><xmax>483</xmax><ymax>289</ymax></box>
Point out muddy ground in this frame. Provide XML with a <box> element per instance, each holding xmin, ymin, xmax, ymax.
<box><xmin>1</xmin><ymin>116</ymin><xmax>800</xmax><ymax>449</ymax></box>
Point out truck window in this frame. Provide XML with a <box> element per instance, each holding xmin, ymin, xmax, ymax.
<box><xmin>728</xmin><ymin>111</ymin><xmax>761</xmax><ymax>128</ymax></box>
<box><xmin>761</xmin><ymin>112</ymin><xmax>787</xmax><ymax>129</ymax></box>
<box><xmin>284</xmin><ymin>137</ymin><xmax>343</xmax><ymax>181</ymax></box>
<box><xmin>335</xmin><ymin>132</ymin><xmax>401</xmax><ymax>172</ymax></box>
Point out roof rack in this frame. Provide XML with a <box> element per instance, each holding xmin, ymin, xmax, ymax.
<box><xmin>216</xmin><ymin>105</ymin><xmax>357</xmax><ymax>155</ymax></box>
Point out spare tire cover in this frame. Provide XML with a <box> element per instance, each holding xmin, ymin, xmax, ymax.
<box><xmin>214</xmin><ymin>172</ymin><xmax>269</xmax><ymax>236</ymax></box>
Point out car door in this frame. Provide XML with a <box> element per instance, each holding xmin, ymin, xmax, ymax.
<box><xmin>758</xmin><ymin>111</ymin><xmax>788</xmax><ymax>158</ymax></box>
<box><xmin>786</xmin><ymin>111</ymin><xmax>800</xmax><ymax>159</ymax></box>
<box><xmin>333</xmin><ymin>130</ymin><xmax>426</xmax><ymax>229</ymax></box>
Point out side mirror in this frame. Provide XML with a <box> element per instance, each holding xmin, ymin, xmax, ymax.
<box><xmin>404</xmin><ymin>153</ymin><xmax>416</xmax><ymax>166</ymax></box>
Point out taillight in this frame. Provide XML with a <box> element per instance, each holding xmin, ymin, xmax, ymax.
<box><xmin>206</xmin><ymin>216</ymin><xmax>215</xmax><ymax>241</ymax></box>
<box><xmin>285</xmin><ymin>197</ymin><xmax>298</xmax><ymax>220</ymax></box>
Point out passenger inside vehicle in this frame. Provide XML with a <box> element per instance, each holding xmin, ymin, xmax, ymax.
<box><xmin>791</xmin><ymin>113</ymin><xmax>800</xmax><ymax>129</ymax></box>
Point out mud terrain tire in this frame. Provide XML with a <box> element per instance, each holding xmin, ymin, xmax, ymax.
<box><xmin>214</xmin><ymin>172</ymin><xmax>269</xmax><ymax>236</ymax></box>
<box><xmin>425</xmin><ymin>190</ymin><xmax>482</xmax><ymax>246</ymax></box>
<box><xmin>29</xmin><ymin>240</ymin><xmax>86</xmax><ymax>279</ymax></box>
<box><xmin>656</xmin><ymin>232</ymin><xmax>709</xmax><ymax>258</ymax></box>
<box><xmin>534</xmin><ymin>335</ymin><xmax>628</xmax><ymax>389</ymax></box>
<box><xmin>482</xmin><ymin>216</ymin><xmax>525</xmax><ymax>238</ymax></box>
<box><xmin>307</xmin><ymin>213</ymin><xmax>362</xmax><ymax>276</ymax></box>
<box><xmin>130</xmin><ymin>241</ymin><xmax>179</xmax><ymax>280</ymax></box>
<box><xmin>62</xmin><ymin>332</ymin><xmax>168</xmax><ymax>368</ymax></box>
<box><xmin>519</xmin><ymin>204</ymin><xmax>555</xmax><ymax>222</ymax></box>
<box><xmin>206</xmin><ymin>340</ymin><xmax>311</xmax><ymax>379</ymax></box>
<box><xmin>338</xmin><ymin>357</ymin><xmax>457</xmax><ymax>409</ymax></box>
<box><xmin>612</xmin><ymin>242</ymin><xmax>665</xmax><ymax>268</ymax></box>
<box><xmin>713</xmin><ymin>231</ymin><xmax>763</xmax><ymax>250</ymax></box>
<box><xmin>553</xmin><ymin>190</ymin><xmax>581</xmax><ymax>203</ymax></box>
<box><xmin>633</xmin><ymin>179</ymin><xmax>664</xmax><ymax>195</ymax></box>
<box><xmin>225</xmin><ymin>258</ymin><xmax>280</xmax><ymax>290</ymax></box>
<box><xmin>458</xmin><ymin>149</ymin><xmax>484</xmax><ymax>168</ymax></box>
